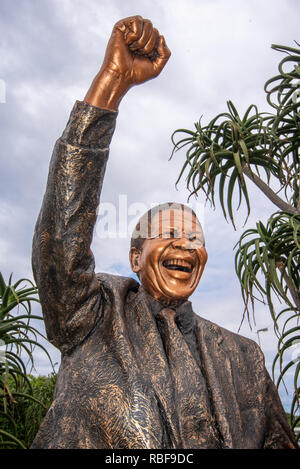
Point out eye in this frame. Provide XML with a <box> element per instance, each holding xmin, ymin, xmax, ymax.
<box><xmin>162</xmin><ymin>230</ymin><xmax>173</xmax><ymax>238</ymax></box>
<box><xmin>188</xmin><ymin>234</ymin><xmax>203</xmax><ymax>245</ymax></box>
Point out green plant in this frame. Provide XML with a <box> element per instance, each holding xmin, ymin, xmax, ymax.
<box><xmin>0</xmin><ymin>272</ymin><xmax>54</xmax><ymax>448</ymax></box>
<box><xmin>23</xmin><ymin>373</ymin><xmax>56</xmax><ymax>447</ymax></box>
<box><xmin>0</xmin><ymin>373</ymin><xmax>56</xmax><ymax>448</ymax></box>
<box><xmin>170</xmin><ymin>43</ymin><xmax>300</xmax><ymax>439</ymax></box>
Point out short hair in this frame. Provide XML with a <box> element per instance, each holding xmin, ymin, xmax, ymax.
<box><xmin>130</xmin><ymin>202</ymin><xmax>202</xmax><ymax>251</ymax></box>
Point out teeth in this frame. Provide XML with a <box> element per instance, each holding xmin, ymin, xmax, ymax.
<box><xmin>165</xmin><ymin>259</ymin><xmax>191</xmax><ymax>267</ymax></box>
<box><xmin>163</xmin><ymin>259</ymin><xmax>193</xmax><ymax>272</ymax></box>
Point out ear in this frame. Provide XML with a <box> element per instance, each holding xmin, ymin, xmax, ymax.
<box><xmin>198</xmin><ymin>246</ymin><xmax>208</xmax><ymax>279</ymax></box>
<box><xmin>129</xmin><ymin>247</ymin><xmax>142</xmax><ymax>273</ymax></box>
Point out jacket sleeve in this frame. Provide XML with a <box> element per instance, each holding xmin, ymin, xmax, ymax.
<box><xmin>263</xmin><ymin>368</ymin><xmax>298</xmax><ymax>449</ymax></box>
<box><xmin>32</xmin><ymin>100</ymin><xmax>118</xmax><ymax>353</ymax></box>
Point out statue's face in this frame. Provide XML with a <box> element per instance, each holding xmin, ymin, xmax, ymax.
<box><xmin>130</xmin><ymin>208</ymin><xmax>207</xmax><ymax>303</ymax></box>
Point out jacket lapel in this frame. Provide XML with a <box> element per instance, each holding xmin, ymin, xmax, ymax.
<box><xmin>125</xmin><ymin>288</ymin><xmax>182</xmax><ymax>448</ymax></box>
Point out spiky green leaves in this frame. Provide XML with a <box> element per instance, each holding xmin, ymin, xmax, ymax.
<box><xmin>235</xmin><ymin>212</ymin><xmax>300</xmax><ymax>323</ymax></box>
<box><xmin>171</xmin><ymin>101</ymin><xmax>283</xmax><ymax>228</ymax></box>
<box><xmin>170</xmin><ymin>44</ymin><xmax>300</xmax><ymax>226</ymax></box>
<box><xmin>0</xmin><ymin>272</ymin><xmax>54</xmax><ymax>448</ymax></box>
<box><xmin>265</xmin><ymin>43</ymin><xmax>300</xmax><ymax>209</ymax></box>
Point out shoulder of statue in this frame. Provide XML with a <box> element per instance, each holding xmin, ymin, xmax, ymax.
<box><xmin>194</xmin><ymin>313</ymin><xmax>264</xmax><ymax>360</ymax></box>
<box><xmin>96</xmin><ymin>272</ymin><xmax>139</xmax><ymax>298</ymax></box>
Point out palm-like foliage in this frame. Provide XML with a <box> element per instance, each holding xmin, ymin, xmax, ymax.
<box><xmin>0</xmin><ymin>272</ymin><xmax>53</xmax><ymax>448</ymax></box>
<box><xmin>170</xmin><ymin>43</ymin><xmax>300</xmax><ymax>438</ymax></box>
<box><xmin>235</xmin><ymin>212</ymin><xmax>300</xmax><ymax>321</ymax></box>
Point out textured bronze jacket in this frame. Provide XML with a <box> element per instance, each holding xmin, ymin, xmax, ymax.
<box><xmin>31</xmin><ymin>101</ymin><xmax>298</xmax><ymax>449</ymax></box>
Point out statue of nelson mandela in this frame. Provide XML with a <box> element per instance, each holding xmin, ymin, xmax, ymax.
<box><xmin>31</xmin><ymin>15</ymin><xmax>298</xmax><ymax>449</ymax></box>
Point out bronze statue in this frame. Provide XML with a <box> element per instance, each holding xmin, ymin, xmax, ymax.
<box><xmin>31</xmin><ymin>16</ymin><xmax>298</xmax><ymax>449</ymax></box>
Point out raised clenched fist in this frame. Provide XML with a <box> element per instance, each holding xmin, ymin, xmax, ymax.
<box><xmin>85</xmin><ymin>16</ymin><xmax>171</xmax><ymax>110</ymax></box>
<box><xmin>103</xmin><ymin>15</ymin><xmax>171</xmax><ymax>86</ymax></box>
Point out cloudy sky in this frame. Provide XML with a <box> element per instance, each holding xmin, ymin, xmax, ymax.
<box><xmin>1</xmin><ymin>0</ymin><xmax>299</xmax><ymax>411</ymax></box>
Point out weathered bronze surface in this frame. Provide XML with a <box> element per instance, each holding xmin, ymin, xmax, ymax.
<box><xmin>31</xmin><ymin>17</ymin><xmax>298</xmax><ymax>449</ymax></box>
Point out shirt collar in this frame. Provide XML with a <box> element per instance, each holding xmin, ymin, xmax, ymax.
<box><xmin>137</xmin><ymin>285</ymin><xmax>196</xmax><ymax>335</ymax></box>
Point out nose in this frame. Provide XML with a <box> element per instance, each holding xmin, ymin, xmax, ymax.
<box><xmin>171</xmin><ymin>237</ymin><xmax>194</xmax><ymax>251</ymax></box>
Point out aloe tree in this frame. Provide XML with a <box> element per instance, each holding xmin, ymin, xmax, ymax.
<box><xmin>170</xmin><ymin>43</ymin><xmax>300</xmax><ymax>439</ymax></box>
<box><xmin>0</xmin><ymin>272</ymin><xmax>53</xmax><ymax>448</ymax></box>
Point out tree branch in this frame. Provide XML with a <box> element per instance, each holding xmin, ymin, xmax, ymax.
<box><xmin>276</xmin><ymin>262</ymin><xmax>300</xmax><ymax>315</ymax></box>
<box><xmin>283</xmin><ymin>272</ymin><xmax>300</xmax><ymax>314</ymax></box>
<box><xmin>242</xmin><ymin>165</ymin><xmax>300</xmax><ymax>215</ymax></box>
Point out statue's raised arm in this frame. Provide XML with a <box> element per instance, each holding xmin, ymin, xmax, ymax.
<box><xmin>32</xmin><ymin>16</ymin><xmax>170</xmax><ymax>353</ymax></box>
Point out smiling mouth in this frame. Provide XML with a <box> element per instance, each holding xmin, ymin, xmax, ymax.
<box><xmin>162</xmin><ymin>259</ymin><xmax>194</xmax><ymax>273</ymax></box>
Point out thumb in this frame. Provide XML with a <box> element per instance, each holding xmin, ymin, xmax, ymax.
<box><xmin>153</xmin><ymin>35</ymin><xmax>171</xmax><ymax>75</ymax></box>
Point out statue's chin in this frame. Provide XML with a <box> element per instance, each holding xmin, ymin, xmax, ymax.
<box><xmin>143</xmin><ymin>284</ymin><xmax>188</xmax><ymax>307</ymax></box>
<box><xmin>139</xmin><ymin>269</ymin><xmax>193</xmax><ymax>307</ymax></box>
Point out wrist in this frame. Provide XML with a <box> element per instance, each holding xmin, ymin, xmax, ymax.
<box><xmin>84</xmin><ymin>68</ymin><xmax>131</xmax><ymax>111</ymax></box>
